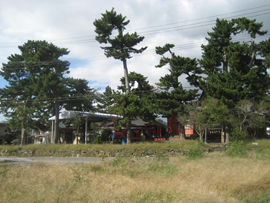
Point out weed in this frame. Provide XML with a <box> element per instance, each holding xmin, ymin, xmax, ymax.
<box><xmin>136</xmin><ymin>190</ymin><xmax>174</xmax><ymax>203</ymax></box>
<box><xmin>112</xmin><ymin>153</ymin><xmax>128</xmax><ymax>167</ymax></box>
<box><xmin>154</xmin><ymin>153</ymin><xmax>169</xmax><ymax>162</ymax></box>
<box><xmin>243</xmin><ymin>194</ymin><xmax>270</xmax><ymax>203</ymax></box>
<box><xmin>93</xmin><ymin>136</ymin><xmax>102</xmax><ymax>144</ymax></box>
<box><xmin>231</xmin><ymin>128</ymin><xmax>247</xmax><ymax>142</ymax></box>
<box><xmin>70</xmin><ymin>167</ymin><xmax>90</xmax><ymax>183</ymax></box>
<box><xmin>253</xmin><ymin>147</ymin><xmax>270</xmax><ymax>160</ymax></box>
<box><xmin>89</xmin><ymin>164</ymin><xmax>103</xmax><ymax>174</ymax></box>
<box><xmin>148</xmin><ymin>161</ymin><xmax>177</xmax><ymax>177</ymax></box>
<box><xmin>226</xmin><ymin>141</ymin><xmax>247</xmax><ymax>158</ymax></box>
<box><xmin>184</xmin><ymin>140</ymin><xmax>204</xmax><ymax>159</ymax></box>
<box><xmin>0</xmin><ymin>162</ymin><xmax>9</xmax><ymax>177</ymax></box>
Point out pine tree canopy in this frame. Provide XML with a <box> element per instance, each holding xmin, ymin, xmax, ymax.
<box><xmin>118</xmin><ymin>71</ymin><xmax>152</xmax><ymax>94</ymax></box>
<box><xmin>93</xmin><ymin>8</ymin><xmax>147</xmax><ymax>61</ymax></box>
<box><xmin>154</xmin><ymin>43</ymin><xmax>200</xmax><ymax>118</ymax></box>
<box><xmin>63</xmin><ymin>78</ymin><xmax>97</xmax><ymax>112</ymax></box>
<box><xmin>0</xmin><ymin>40</ymin><xmax>71</xmax><ymax>143</ymax></box>
<box><xmin>199</xmin><ymin>17</ymin><xmax>270</xmax><ymax>107</ymax></box>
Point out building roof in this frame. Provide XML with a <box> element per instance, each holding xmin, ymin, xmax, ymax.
<box><xmin>105</xmin><ymin>117</ymin><xmax>165</xmax><ymax>127</ymax></box>
<box><xmin>30</xmin><ymin>131</ymin><xmax>52</xmax><ymax>137</ymax></box>
<box><xmin>149</xmin><ymin>119</ymin><xmax>165</xmax><ymax>126</ymax></box>
<box><xmin>49</xmin><ymin>111</ymin><xmax>123</xmax><ymax>123</ymax></box>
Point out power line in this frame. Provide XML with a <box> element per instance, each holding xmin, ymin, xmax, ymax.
<box><xmin>0</xmin><ymin>94</ymin><xmax>99</xmax><ymax>104</ymax></box>
<box><xmin>127</xmin><ymin>3</ymin><xmax>270</xmax><ymax>32</ymax></box>
<box><xmin>1</xmin><ymin>31</ymin><xmax>270</xmax><ymax>70</ymax></box>
<box><xmin>0</xmin><ymin>5</ymin><xmax>270</xmax><ymax>48</ymax></box>
<box><xmin>1</xmin><ymin>76</ymin><xmax>269</xmax><ymax>104</ymax></box>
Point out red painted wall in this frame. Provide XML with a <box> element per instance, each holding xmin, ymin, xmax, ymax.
<box><xmin>167</xmin><ymin>117</ymin><xmax>179</xmax><ymax>134</ymax></box>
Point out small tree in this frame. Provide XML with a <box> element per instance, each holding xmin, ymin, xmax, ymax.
<box><xmin>248</xmin><ymin>100</ymin><xmax>268</xmax><ymax>138</ymax></box>
<box><xmin>64</xmin><ymin>113</ymin><xmax>84</xmax><ymax>144</ymax></box>
<box><xmin>234</xmin><ymin>100</ymin><xmax>268</xmax><ymax>138</ymax></box>
<box><xmin>97</xmin><ymin>85</ymin><xmax>113</xmax><ymax>113</ymax></box>
<box><xmin>186</xmin><ymin>102</ymin><xmax>210</xmax><ymax>142</ymax></box>
<box><xmin>72</xmin><ymin>114</ymin><xmax>84</xmax><ymax>144</ymax></box>
<box><xmin>204</xmin><ymin>97</ymin><xmax>234</xmax><ymax>143</ymax></box>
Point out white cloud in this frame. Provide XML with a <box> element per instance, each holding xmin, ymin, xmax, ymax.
<box><xmin>0</xmin><ymin>0</ymin><xmax>269</xmax><ymax>92</ymax></box>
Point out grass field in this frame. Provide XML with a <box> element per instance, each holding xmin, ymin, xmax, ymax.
<box><xmin>1</xmin><ymin>139</ymin><xmax>270</xmax><ymax>202</ymax></box>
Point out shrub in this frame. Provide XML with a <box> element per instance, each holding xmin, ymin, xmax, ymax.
<box><xmin>225</xmin><ymin>141</ymin><xmax>247</xmax><ymax>158</ymax></box>
<box><xmin>93</xmin><ymin>136</ymin><xmax>102</xmax><ymax>144</ymax></box>
<box><xmin>231</xmin><ymin>128</ymin><xmax>247</xmax><ymax>142</ymax></box>
<box><xmin>0</xmin><ymin>163</ymin><xmax>9</xmax><ymax>177</ymax></box>
<box><xmin>101</xmin><ymin>129</ymin><xmax>112</xmax><ymax>142</ymax></box>
<box><xmin>154</xmin><ymin>153</ymin><xmax>169</xmax><ymax>162</ymax></box>
<box><xmin>184</xmin><ymin>140</ymin><xmax>204</xmax><ymax>159</ymax></box>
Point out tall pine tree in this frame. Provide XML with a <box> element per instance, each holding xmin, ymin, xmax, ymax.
<box><xmin>94</xmin><ymin>8</ymin><xmax>147</xmax><ymax>144</ymax></box>
<box><xmin>155</xmin><ymin>44</ymin><xmax>199</xmax><ymax>139</ymax></box>
<box><xmin>0</xmin><ymin>40</ymin><xmax>70</xmax><ymax>144</ymax></box>
<box><xmin>199</xmin><ymin>18</ymin><xmax>270</xmax><ymax>142</ymax></box>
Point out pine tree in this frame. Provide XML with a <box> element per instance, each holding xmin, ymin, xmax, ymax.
<box><xmin>200</xmin><ymin>18</ymin><xmax>270</xmax><ymax>106</ymax></box>
<box><xmin>118</xmin><ymin>71</ymin><xmax>152</xmax><ymax>95</ymax></box>
<box><xmin>97</xmin><ymin>85</ymin><xmax>113</xmax><ymax>113</ymax></box>
<box><xmin>64</xmin><ymin>78</ymin><xmax>97</xmax><ymax>112</ymax></box>
<box><xmin>199</xmin><ymin>17</ymin><xmax>270</xmax><ymax>142</ymax></box>
<box><xmin>117</xmin><ymin>72</ymin><xmax>156</xmax><ymax>122</ymax></box>
<box><xmin>155</xmin><ymin>44</ymin><xmax>199</xmax><ymax>139</ymax></box>
<box><xmin>93</xmin><ymin>8</ymin><xmax>147</xmax><ymax>93</ymax></box>
<box><xmin>94</xmin><ymin>8</ymin><xmax>147</xmax><ymax>144</ymax></box>
<box><xmin>0</xmin><ymin>40</ymin><xmax>70</xmax><ymax>144</ymax></box>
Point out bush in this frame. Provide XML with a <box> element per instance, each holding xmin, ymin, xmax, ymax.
<box><xmin>185</xmin><ymin>140</ymin><xmax>204</xmax><ymax>159</ymax></box>
<box><xmin>154</xmin><ymin>153</ymin><xmax>169</xmax><ymax>162</ymax></box>
<box><xmin>231</xmin><ymin>128</ymin><xmax>247</xmax><ymax>142</ymax></box>
<box><xmin>93</xmin><ymin>136</ymin><xmax>102</xmax><ymax>144</ymax></box>
<box><xmin>226</xmin><ymin>141</ymin><xmax>247</xmax><ymax>158</ymax></box>
<box><xmin>101</xmin><ymin>129</ymin><xmax>112</xmax><ymax>142</ymax></box>
<box><xmin>93</xmin><ymin>129</ymin><xmax>112</xmax><ymax>144</ymax></box>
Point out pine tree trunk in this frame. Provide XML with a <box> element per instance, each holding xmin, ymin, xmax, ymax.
<box><xmin>73</xmin><ymin>136</ymin><xmax>78</xmax><ymax>144</ymax></box>
<box><xmin>221</xmin><ymin>127</ymin><xmax>225</xmax><ymax>144</ymax></box>
<box><xmin>123</xmin><ymin>59</ymin><xmax>130</xmax><ymax>93</ymax></box>
<box><xmin>123</xmin><ymin>59</ymin><xmax>132</xmax><ymax>144</ymax></box>
<box><xmin>21</xmin><ymin>121</ymin><xmax>26</xmax><ymax>145</ymax></box>
<box><xmin>127</xmin><ymin>119</ymin><xmax>132</xmax><ymax>144</ymax></box>
<box><xmin>225</xmin><ymin>126</ymin><xmax>230</xmax><ymax>144</ymax></box>
<box><xmin>199</xmin><ymin>131</ymin><xmax>204</xmax><ymax>142</ymax></box>
<box><xmin>54</xmin><ymin>99</ymin><xmax>60</xmax><ymax>144</ymax></box>
<box><xmin>179</xmin><ymin>124</ymin><xmax>185</xmax><ymax>140</ymax></box>
<box><xmin>73</xmin><ymin>127</ymin><xmax>79</xmax><ymax>145</ymax></box>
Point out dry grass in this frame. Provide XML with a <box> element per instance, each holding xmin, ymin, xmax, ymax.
<box><xmin>1</xmin><ymin>150</ymin><xmax>270</xmax><ymax>203</ymax></box>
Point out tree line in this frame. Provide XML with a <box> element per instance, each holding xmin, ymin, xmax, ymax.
<box><xmin>1</xmin><ymin>8</ymin><xmax>270</xmax><ymax>144</ymax></box>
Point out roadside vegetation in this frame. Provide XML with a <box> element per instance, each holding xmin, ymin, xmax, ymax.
<box><xmin>0</xmin><ymin>138</ymin><xmax>209</xmax><ymax>153</ymax></box>
<box><xmin>1</xmin><ymin>140</ymin><xmax>270</xmax><ymax>203</ymax></box>
<box><xmin>1</xmin><ymin>138</ymin><xmax>270</xmax><ymax>154</ymax></box>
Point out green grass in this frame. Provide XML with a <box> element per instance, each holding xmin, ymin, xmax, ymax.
<box><xmin>1</xmin><ymin>139</ymin><xmax>269</xmax><ymax>160</ymax></box>
<box><xmin>246</xmin><ymin>139</ymin><xmax>270</xmax><ymax>149</ymax></box>
<box><xmin>0</xmin><ymin>139</ymin><xmax>208</xmax><ymax>152</ymax></box>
